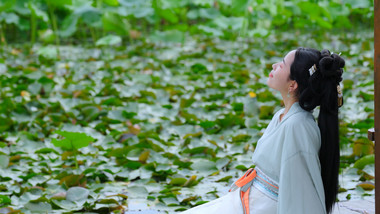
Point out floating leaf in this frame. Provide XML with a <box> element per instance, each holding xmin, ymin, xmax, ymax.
<box><xmin>52</xmin><ymin>131</ymin><xmax>95</xmax><ymax>150</ymax></box>
<box><xmin>0</xmin><ymin>195</ymin><xmax>11</xmax><ymax>206</ymax></box>
<box><xmin>356</xmin><ymin>182</ymin><xmax>375</xmax><ymax>191</ymax></box>
<box><xmin>231</xmin><ymin>134</ymin><xmax>251</xmax><ymax>143</ymax></box>
<box><xmin>66</xmin><ymin>187</ymin><xmax>89</xmax><ymax>202</ymax></box>
<box><xmin>138</xmin><ymin>150</ymin><xmax>150</xmax><ymax>163</ymax></box>
<box><xmin>0</xmin><ymin>117</ymin><xmax>14</xmax><ymax>132</ymax></box>
<box><xmin>59</xmin><ymin>174</ymin><xmax>87</xmax><ymax>188</ymax></box>
<box><xmin>24</xmin><ymin>202</ymin><xmax>52</xmax><ymax>212</ymax></box>
<box><xmin>103</xmin><ymin>0</ymin><xmax>119</xmax><ymax>6</ymax></box>
<box><xmin>102</xmin><ymin>12</ymin><xmax>130</xmax><ymax>36</ymax></box>
<box><xmin>96</xmin><ymin>35</ymin><xmax>122</xmax><ymax>46</ymax></box>
<box><xmin>216</xmin><ymin>175</ymin><xmax>232</xmax><ymax>182</ymax></box>
<box><xmin>169</xmin><ymin>177</ymin><xmax>187</xmax><ymax>186</ymax></box>
<box><xmin>352</xmin><ymin>138</ymin><xmax>374</xmax><ymax>156</ymax></box>
<box><xmin>148</xmin><ymin>30</ymin><xmax>185</xmax><ymax>43</ymax></box>
<box><xmin>51</xmin><ymin>192</ymin><xmax>67</xmax><ymax>200</ymax></box>
<box><xmin>259</xmin><ymin>106</ymin><xmax>274</xmax><ymax>119</ymax></box>
<box><xmin>36</xmin><ymin>46</ymin><xmax>57</xmax><ymax>59</ymax></box>
<box><xmin>0</xmin><ymin>155</ymin><xmax>9</xmax><ymax>168</ymax></box>
<box><xmin>353</xmin><ymin>154</ymin><xmax>374</xmax><ymax>170</ymax></box>
<box><xmin>52</xmin><ymin>199</ymin><xmax>81</xmax><ymax>211</ymax></box>
<box><xmin>191</xmin><ymin>159</ymin><xmax>217</xmax><ymax>175</ymax></box>
<box><xmin>183</xmin><ymin>175</ymin><xmax>197</xmax><ymax>187</ymax></box>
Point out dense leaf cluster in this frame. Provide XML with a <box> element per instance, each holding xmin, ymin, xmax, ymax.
<box><xmin>0</xmin><ymin>0</ymin><xmax>374</xmax><ymax>45</ymax></box>
<box><xmin>0</xmin><ymin>30</ymin><xmax>375</xmax><ymax>212</ymax></box>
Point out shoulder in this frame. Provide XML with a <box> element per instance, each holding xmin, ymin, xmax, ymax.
<box><xmin>282</xmin><ymin>111</ymin><xmax>321</xmax><ymax>155</ymax></box>
<box><xmin>285</xmin><ymin>111</ymin><xmax>318</xmax><ymax>132</ymax></box>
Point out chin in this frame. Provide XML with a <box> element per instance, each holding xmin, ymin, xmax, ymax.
<box><xmin>266</xmin><ymin>78</ymin><xmax>272</xmax><ymax>88</ymax></box>
<box><xmin>266</xmin><ymin>81</ymin><xmax>278</xmax><ymax>92</ymax></box>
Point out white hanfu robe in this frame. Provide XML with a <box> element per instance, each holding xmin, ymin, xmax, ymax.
<box><xmin>182</xmin><ymin>102</ymin><xmax>327</xmax><ymax>214</ymax></box>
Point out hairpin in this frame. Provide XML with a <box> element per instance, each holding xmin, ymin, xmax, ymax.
<box><xmin>309</xmin><ymin>64</ymin><xmax>317</xmax><ymax>76</ymax></box>
<box><xmin>337</xmin><ymin>85</ymin><xmax>343</xmax><ymax>107</ymax></box>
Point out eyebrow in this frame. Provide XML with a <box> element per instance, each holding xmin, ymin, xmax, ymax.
<box><xmin>283</xmin><ymin>58</ymin><xmax>286</xmax><ymax>66</ymax></box>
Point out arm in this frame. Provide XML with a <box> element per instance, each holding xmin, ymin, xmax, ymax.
<box><xmin>277</xmin><ymin>119</ymin><xmax>326</xmax><ymax>214</ymax></box>
<box><xmin>277</xmin><ymin>152</ymin><xmax>326</xmax><ymax>214</ymax></box>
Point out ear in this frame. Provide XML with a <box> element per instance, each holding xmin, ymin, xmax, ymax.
<box><xmin>289</xmin><ymin>80</ymin><xmax>298</xmax><ymax>93</ymax></box>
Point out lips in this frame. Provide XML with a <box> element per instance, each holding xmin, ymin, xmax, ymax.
<box><xmin>269</xmin><ymin>73</ymin><xmax>273</xmax><ymax>78</ymax></box>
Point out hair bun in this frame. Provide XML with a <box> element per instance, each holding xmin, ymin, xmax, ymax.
<box><xmin>318</xmin><ymin>49</ymin><xmax>345</xmax><ymax>83</ymax></box>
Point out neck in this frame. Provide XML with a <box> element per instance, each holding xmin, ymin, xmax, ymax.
<box><xmin>281</xmin><ymin>92</ymin><xmax>298</xmax><ymax>115</ymax></box>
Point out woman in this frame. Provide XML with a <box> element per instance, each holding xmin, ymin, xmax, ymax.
<box><xmin>182</xmin><ymin>48</ymin><xmax>345</xmax><ymax>214</ymax></box>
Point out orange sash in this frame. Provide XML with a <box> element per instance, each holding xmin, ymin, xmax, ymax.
<box><xmin>229</xmin><ymin>168</ymin><xmax>257</xmax><ymax>214</ymax></box>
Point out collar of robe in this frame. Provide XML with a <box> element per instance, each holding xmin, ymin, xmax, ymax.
<box><xmin>276</xmin><ymin>102</ymin><xmax>304</xmax><ymax>125</ymax></box>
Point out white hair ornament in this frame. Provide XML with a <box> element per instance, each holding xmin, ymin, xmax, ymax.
<box><xmin>309</xmin><ymin>64</ymin><xmax>317</xmax><ymax>76</ymax></box>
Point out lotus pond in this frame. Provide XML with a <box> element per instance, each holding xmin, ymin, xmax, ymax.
<box><xmin>0</xmin><ymin>29</ymin><xmax>375</xmax><ymax>213</ymax></box>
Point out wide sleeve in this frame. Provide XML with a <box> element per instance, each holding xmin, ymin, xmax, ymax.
<box><xmin>277</xmin><ymin>152</ymin><xmax>326</xmax><ymax>214</ymax></box>
<box><xmin>277</xmin><ymin>118</ymin><xmax>326</xmax><ymax>214</ymax></box>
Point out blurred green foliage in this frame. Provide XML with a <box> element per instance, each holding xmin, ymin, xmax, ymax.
<box><xmin>0</xmin><ymin>29</ymin><xmax>374</xmax><ymax>212</ymax></box>
<box><xmin>0</xmin><ymin>0</ymin><xmax>374</xmax><ymax>44</ymax></box>
<box><xmin>0</xmin><ymin>0</ymin><xmax>375</xmax><ymax>212</ymax></box>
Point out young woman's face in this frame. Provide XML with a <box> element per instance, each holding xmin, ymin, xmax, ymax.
<box><xmin>267</xmin><ymin>50</ymin><xmax>296</xmax><ymax>93</ymax></box>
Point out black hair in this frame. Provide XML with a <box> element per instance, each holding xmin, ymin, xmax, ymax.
<box><xmin>289</xmin><ymin>47</ymin><xmax>345</xmax><ymax>214</ymax></box>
